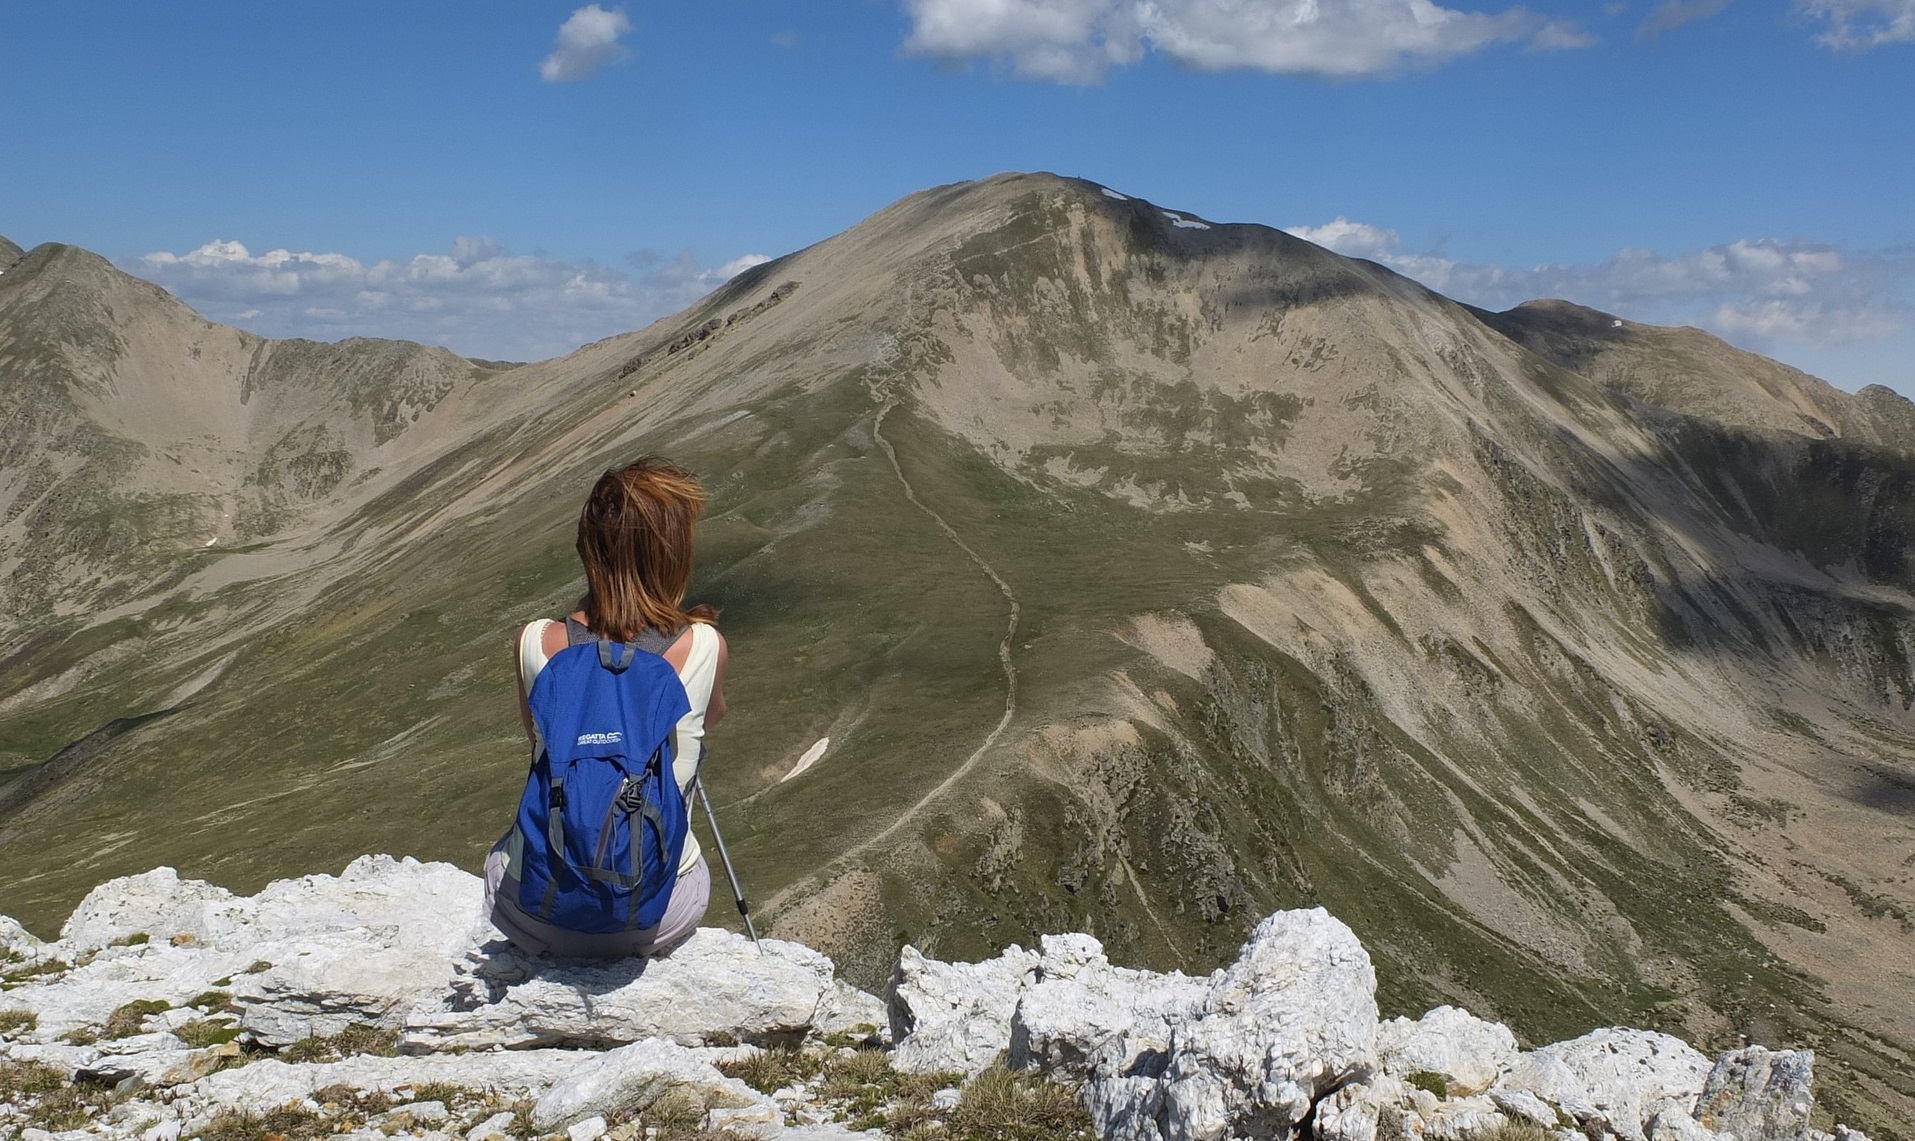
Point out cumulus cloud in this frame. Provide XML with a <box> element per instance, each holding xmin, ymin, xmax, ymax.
<box><xmin>901</xmin><ymin>0</ymin><xmax>1592</xmax><ymax>83</ymax></box>
<box><xmin>1637</xmin><ymin>0</ymin><xmax>1733</xmax><ymax>38</ymax></box>
<box><xmin>540</xmin><ymin>5</ymin><xmax>633</xmax><ymax>82</ymax></box>
<box><xmin>1283</xmin><ymin>219</ymin><xmax>1914</xmax><ymax>351</ymax></box>
<box><xmin>132</xmin><ymin>238</ymin><xmax>771</xmax><ymax>362</ymax></box>
<box><xmin>1800</xmin><ymin>0</ymin><xmax>1915</xmax><ymax>46</ymax></box>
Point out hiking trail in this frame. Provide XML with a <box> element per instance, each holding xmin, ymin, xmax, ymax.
<box><xmin>761</xmin><ymin>394</ymin><xmax>1020</xmax><ymax>915</ymax></box>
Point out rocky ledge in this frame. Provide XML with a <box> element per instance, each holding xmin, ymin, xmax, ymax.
<box><xmin>0</xmin><ymin>857</ymin><xmax>1870</xmax><ymax>1141</ymax></box>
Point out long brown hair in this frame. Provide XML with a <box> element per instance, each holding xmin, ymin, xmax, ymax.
<box><xmin>575</xmin><ymin>456</ymin><xmax>717</xmax><ymax>641</ymax></box>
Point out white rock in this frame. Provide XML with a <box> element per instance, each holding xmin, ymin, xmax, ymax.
<box><xmin>60</xmin><ymin>868</ymin><xmax>236</xmax><ymax>952</ymax></box>
<box><xmin>467</xmin><ymin>1110</ymin><xmax>518</xmax><ymax>1140</ymax></box>
<box><xmin>14</xmin><ymin>858</ymin><xmax>490</xmax><ymax>1044</ymax></box>
<box><xmin>189</xmin><ymin>1050</ymin><xmax>586</xmax><ymax>1111</ymax></box>
<box><xmin>567</xmin><ymin>1115</ymin><xmax>608</xmax><ymax>1141</ymax></box>
<box><xmin>405</xmin><ymin>928</ymin><xmax>834</xmax><ymax>1051</ymax></box>
<box><xmin>1498</xmin><ymin>1028</ymin><xmax>1712</xmax><ymax>1141</ymax></box>
<box><xmin>1378</xmin><ymin>1006</ymin><xmax>1520</xmax><ymax>1096</ymax></box>
<box><xmin>708</xmin><ymin>1099</ymin><xmax>785</xmax><ymax>1138</ymax></box>
<box><xmin>1095</xmin><ymin>908</ymin><xmax>1379</xmax><ymax>1141</ymax></box>
<box><xmin>384</xmin><ymin>1099</ymin><xmax>452</xmax><ymax>1126</ymax></box>
<box><xmin>1420</xmin><ymin>1094</ymin><xmax>1506</xmax><ymax>1140</ymax></box>
<box><xmin>1314</xmin><ymin>1076</ymin><xmax>1403</xmax><ymax>1141</ymax></box>
<box><xmin>1008</xmin><ymin>933</ymin><xmax>1210</xmax><ymax>1085</ymax></box>
<box><xmin>1</xmin><ymin>914</ymin><xmax>45</xmax><ymax>955</ymax></box>
<box><xmin>1694</xmin><ymin>1046</ymin><xmax>1815</xmax><ymax>1141</ymax></box>
<box><xmin>1647</xmin><ymin>1108</ymin><xmax>1735</xmax><ymax>1141</ymax></box>
<box><xmin>1490</xmin><ymin>1087</ymin><xmax>1563</xmax><ymax>1128</ymax></box>
<box><xmin>235</xmin><ymin>943</ymin><xmax>465</xmax><ymax>1046</ymax></box>
<box><xmin>813</xmin><ymin>979</ymin><xmax>889</xmax><ymax>1044</ymax></box>
<box><xmin>530</xmin><ymin>1037</ymin><xmax>773</xmax><ymax>1131</ymax></box>
<box><xmin>888</xmin><ymin>941</ymin><xmax>1040</xmax><ymax>1075</ymax></box>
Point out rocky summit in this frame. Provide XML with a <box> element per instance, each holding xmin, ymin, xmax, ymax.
<box><xmin>0</xmin><ymin>858</ymin><xmax>1872</xmax><ymax>1141</ymax></box>
<box><xmin>3</xmin><ymin>173</ymin><xmax>1913</xmax><ymax>1132</ymax></box>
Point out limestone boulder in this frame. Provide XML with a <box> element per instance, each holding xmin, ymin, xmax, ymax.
<box><xmin>403</xmin><ymin>928</ymin><xmax>836</xmax><ymax>1051</ymax></box>
<box><xmin>1008</xmin><ymin>933</ymin><xmax>1211</xmax><ymax>1085</ymax></box>
<box><xmin>1089</xmin><ymin>908</ymin><xmax>1379</xmax><ymax>1141</ymax></box>
<box><xmin>1377</xmin><ymin>1006</ymin><xmax>1520</xmax><ymax>1097</ymax></box>
<box><xmin>0</xmin><ymin>914</ymin><xmax>44</xmax><ymax>956</ymax></box>
<box><xmin>1694</xmin><ymin>1046</ymin><xmax>1816</xmax><ymax>1141</ymax></box>
<box><xmin>188</xmin><ymin>1049</ymin><xmax>589</xmax><ymax>1111</ymax></box>
<box><xmin>812</xmin><ymin>979</ymin><xmax>890</xmax><ymax>1044</ymax></box>
<box><xmin>0</xmin><ymin>943</ymin><xmax>246</xmax><ymax>1040</ymax></box>
<box><xmin>59</xmin><ymin>868</ymin><xmax>237</xmax><ymax>952</ymax></box>
<box><xmin>235</xmin><ymin>942</ymin><xmax>468</xmax><ymax>1046</ymax></box>
<box><xmin>1497</xmin><ymin>1028</ymin><xmax>1712</xmax><ymax>1141</ymax></box>
<box><xmin>530</xmin><ymin>1037</ymin><xmax>777</xmax><ymax>1134</ymax></box>
<box><xmin>888</xmin><ymin>941</ymin><xmax>1041</xmax><ymax>1075</ymax></box>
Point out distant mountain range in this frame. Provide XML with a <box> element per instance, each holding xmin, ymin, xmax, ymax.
<box><xmin>2</xmin><ymin>174</ymin><xmax>1911</xmax><ymax>1135</ymax></box>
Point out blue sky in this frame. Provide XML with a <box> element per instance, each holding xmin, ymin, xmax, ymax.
<box><xmin>2</xmin><ymin>0</ymin><xmax>1910</xmax><ymax>394</ymax></box>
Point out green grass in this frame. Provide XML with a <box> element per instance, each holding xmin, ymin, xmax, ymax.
<box><xmin>175</xmin><ymin>1016</ymin><xmax>242</xmax><ymax>1047</ymax></box>
<box><xmin>0</xmin><ymin>1008</ymin><xmax>36</xmax><ymax>1037</ymax></box>
<box><xmin>282</xmin><ymin>1023</ymin><xmax>400</xmax><ymax>1063</ymax></box>
<box><xmin>0</xmin><ymin>1059</ymin><xmax>114</xmax><ymax>1132</ymax></box>
<box><xmin>101</xmin><ymin>997</ymin><xmax>170</xmax><ymax>1039</ymax></box>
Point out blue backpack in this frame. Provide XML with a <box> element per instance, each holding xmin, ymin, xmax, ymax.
<box><xmin>515</xmin><ymin>635</ymin><xmax>692</xmax><ymax>933</ymax></box>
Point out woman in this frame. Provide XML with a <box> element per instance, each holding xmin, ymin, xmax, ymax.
<box><xmin>484</xmin><ymin>456</ymin><xmax>729</xmax><ymax>957</ymax></box>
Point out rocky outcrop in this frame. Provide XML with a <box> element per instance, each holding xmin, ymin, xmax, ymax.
<box><xmin>0</xmin><ymin>860</ymin><xmax>1877</xmax><ymax>1141</ymax></box>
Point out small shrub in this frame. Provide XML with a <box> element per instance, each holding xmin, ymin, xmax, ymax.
<box><xmin>717</xmin><ymin>1045</ymin><xmax>826</xmax><ymax>1093</ymax></box>
<box><xmin>625</xmin><ymin>1088</ymin><xmax>757</xmax><ymax>1141</ymax></box>
<box><xmin>1406</xmin><ymin>1070</ymin><xmax>1451</xmax><ymax>1099</ymax></box>
<box><xmin>405</xmin><ymin>1080</ymin><xmax>472</xmax><ymax>1107</ymax></box>
<box><xmin>102</xmin><ymin>998</ymin><xmax>172</xmax><ymax>1039</ymax></box>
<box><xmin>949</xmin><ymin>1065</ymin><xmax>1092</xmax><ymax>1141</ymax></box>
<box><xmin>0</xmin><ymin>1059</ymin><xmax>103</xmax><ymax>1132</ymax></box>
<box><xmin>175</xmin><ymin>1017</ymin><xmax>242</xmax><ymax>1048</ymax></box>
<box><xmin>282</xmin><ymin>1022</ymin><xmax>400</xmax><ymax>1063</ymax></box>
<box><xmin>199</xmin><ymin>1103</ymin><xmax>335</xmax><ymax>1141</ymax></box>
<box><xmin>210</xmin><ymin>975</ymin><xmax>234</xmax><ymax>987</ymax></box>
<box><xmin>0</xmin><ymin>1009</ymin><xmax>37</xmax><ymax>1037</ymax></box>
<box><xmin>1478</xmin><ymin>1123</ymin><xmax>1557</xmax><ymax>1141</ymax></box>
<box><xmin>0</xmin><ymin>957</ymin><xmax>70</xmax><ymax>987</ymax></box>
<box><xmin>821</xmin><ymin>1024</ymin><xmax>884</xmax><ymax>1049</ymax></box>
<box><xmin>62</xmin><ymin>1026</ymin><xmax>100</xmax><ymax>1046</ymax></box>
<box><xmin>108</xmin><ymin>932</ymin><xmax>150</xmax><ymax>947</ymax></box>
<box><xmin>312</xmin><ymin>1083</ymin><xmax>392</xmax><ymax>1115</ymax></box>
<box><xmin>186</xmin><ymin>989</ymin><xmax>234</xmax><ymax>1011</ymax></box>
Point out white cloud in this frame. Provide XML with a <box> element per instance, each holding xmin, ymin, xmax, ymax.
<box><xmin>901</xmin><ymin>0</ymin><xmax>1591</xmax><ymax>82</ymax></box>
<box><xmin>1284</xmin><ymin>219</ymin><xmax>1915</xmax><ymax>351</ymax></box>
<box><xmin>132</xmin><ymin>238</ymin><xmax>771</xmax><ymax>362</ymax></box>
<box><xmin>1636</xmin><ymin>0</ymin><xmax>1733</xmax><ymax>37</ymax></box>
<box><xmin>540</xmin><ymin>5</ymin><xmax>633</xmax><ymax>83</ymax></box>
<box><xmin>1800</xmin><ymin>0</ymin><xmax>1915</xmax><ymax>46</ymax></box>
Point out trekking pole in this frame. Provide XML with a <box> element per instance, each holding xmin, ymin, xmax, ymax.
<box><xmin>694</xmin><ymin>773</ymin><xmax>761</xmax><ymax>951</ymax></box>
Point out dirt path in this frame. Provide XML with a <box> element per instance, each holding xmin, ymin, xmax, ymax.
<box><xmin>762</xmin><ymin>396</ymin><xmax>1021</xmax><ymax>914</ymax></box>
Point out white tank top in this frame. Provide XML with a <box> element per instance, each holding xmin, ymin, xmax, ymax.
<box><xmin>515</xmin><ymin>619</ymin><xmax>720</xmax><ymax>875</ymax></box>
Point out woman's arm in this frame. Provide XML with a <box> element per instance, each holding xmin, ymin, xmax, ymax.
<box><xmin>515</xmin><ymin>643</ymin><xmax>536</xmax><ymax>746</ymax></box>
<box><xmin>705</xmin><ymin>630</ymin><xmax>729</xmax><ymax>727</ymax></box>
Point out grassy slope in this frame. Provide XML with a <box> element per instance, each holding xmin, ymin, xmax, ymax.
<box><xmin>2</xmin><ymin>176</ymin><xmax>1912</xmax><ymax>1133</ymax></box>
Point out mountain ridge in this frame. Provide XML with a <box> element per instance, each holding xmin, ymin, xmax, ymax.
<box><xmin>1</xmin><ymin>173</ymin><xmax>1911</xmax><ymax>1133</ymax></box>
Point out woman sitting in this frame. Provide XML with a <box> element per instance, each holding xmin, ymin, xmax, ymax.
<box><xmin>484</xmin><ymin>456</ymin><xmax>729</xmax><ymax>957</ymax></box>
